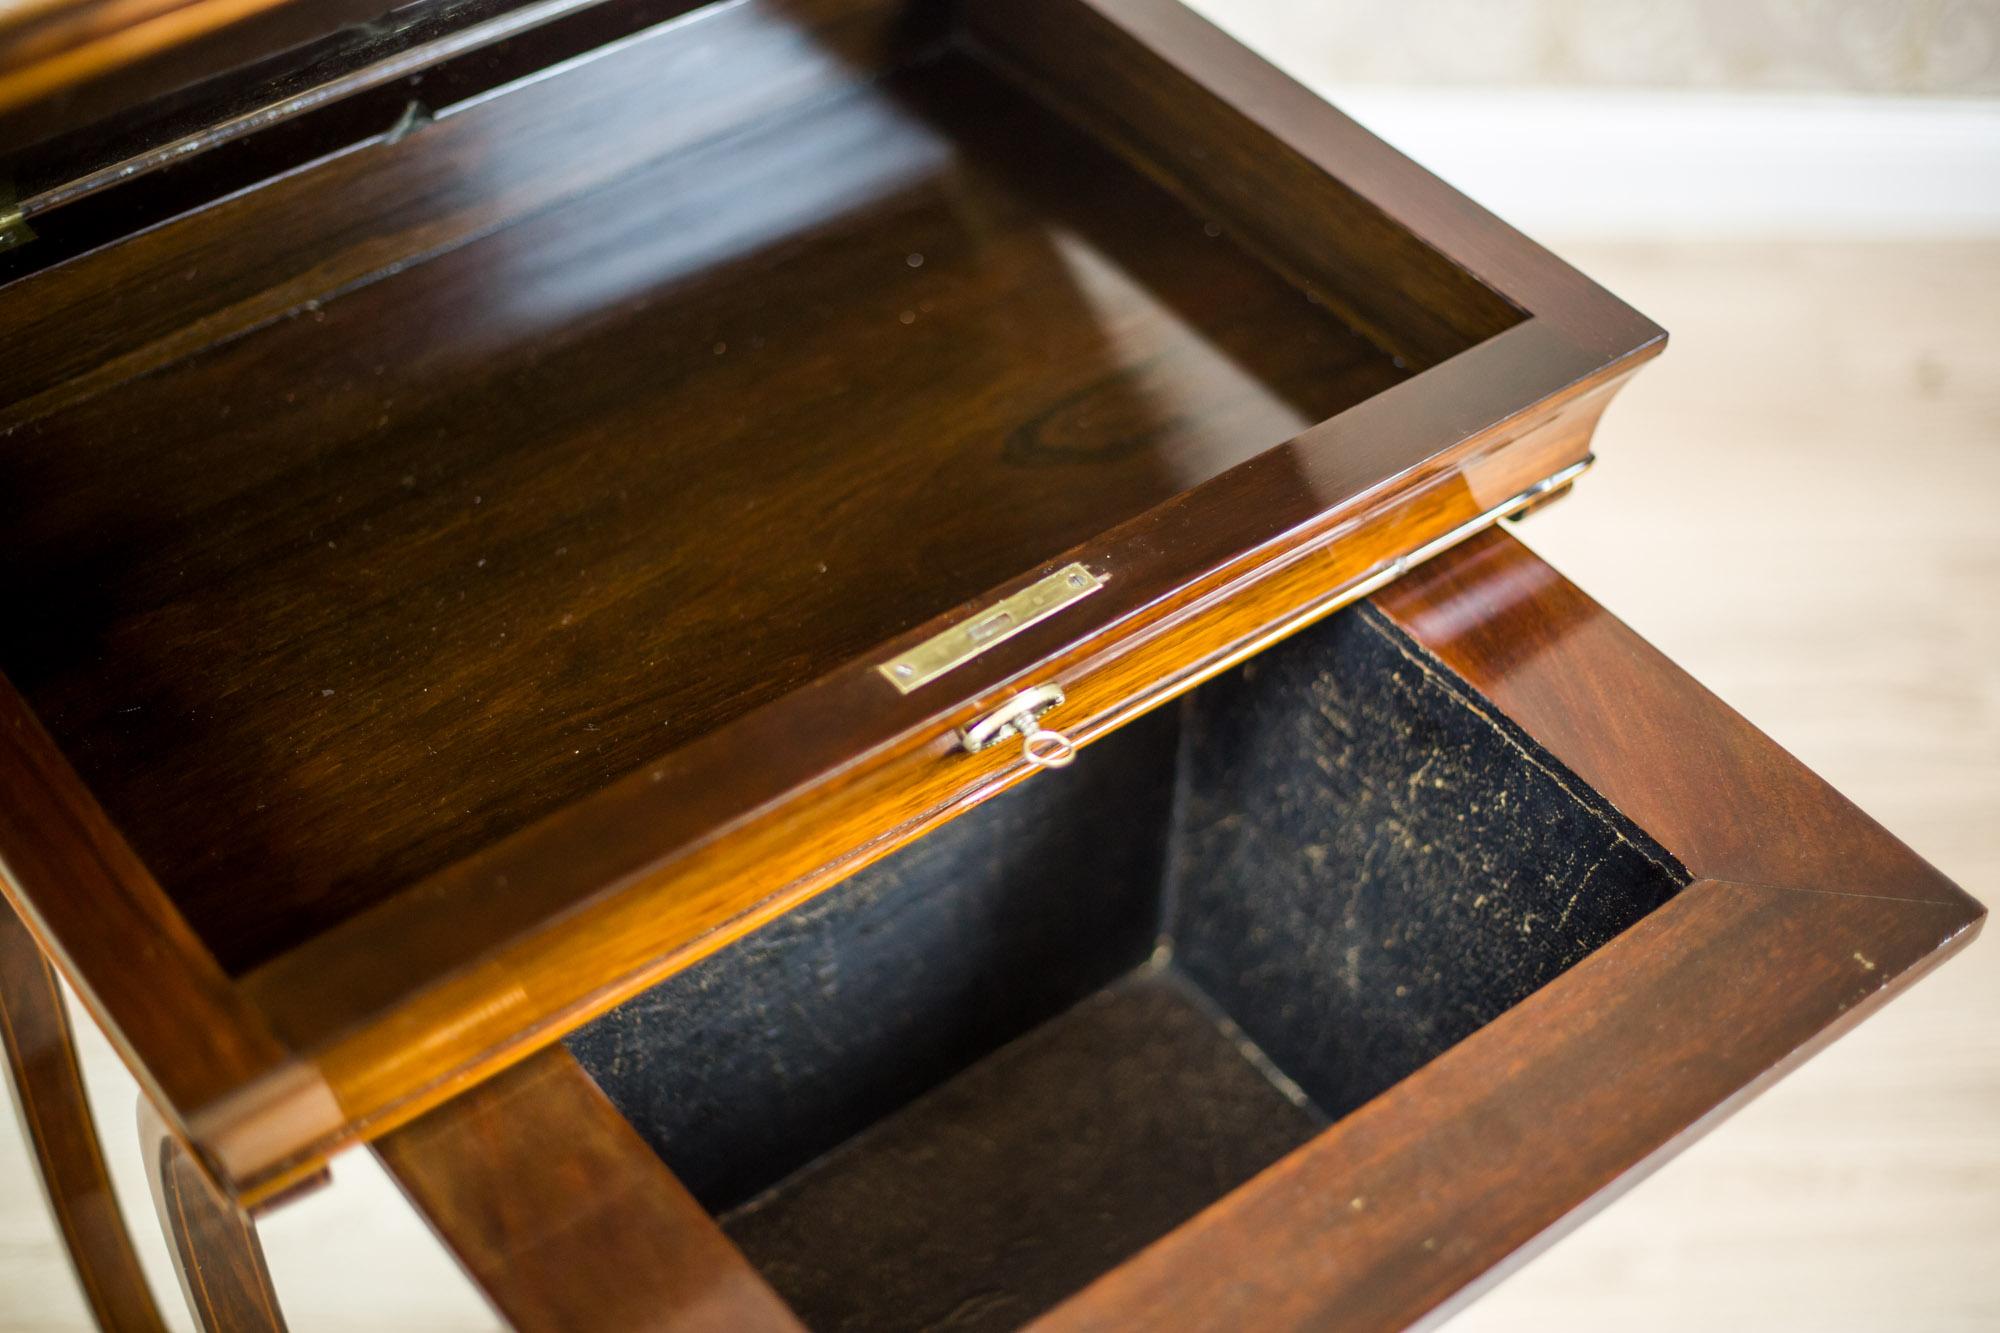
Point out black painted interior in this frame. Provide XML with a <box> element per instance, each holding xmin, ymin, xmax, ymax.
<box><xmin>567</xmin><ymin>603</ymin><xmax>1688</xmax><ymax>1331</ymax></box>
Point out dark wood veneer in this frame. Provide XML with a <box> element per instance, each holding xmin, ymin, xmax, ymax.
<box><xmin>1</xmin><ymin>898</ymin><xmax>168</xmax><ymax>1332</ymax></box>
<box><xmin>1374</xmin><ymin>532</ymin><xmax>1970</xmax><ymax>905</ymax></box>
<box><xmin>5</xmin><ymin>50</ymin><xmax>1410</xmax><ymax>973</ymax></box>
<box><xmin>376</xmin><ymin>532</ymin><xmax>1981</xmax><ymax>1331</ymax></box>
<box><xmin>0</xmin><ymin>0</ymin><xmax>1680</xmax><ymax>1208</ymax></box>
<box><xmin>1034</xmin><ymin>881</ymin><xmax>1974</xmax><ymax>1333</ymax></box>
<box><xmin>376</xmin><ymin>1046</ymin><xmax>806</xmax><ymax>1333</ymax></box>
<box><xmin>0</xmin><ymin>0</ymin><xmax>447</xmax><ymax>155</ymax></box>
<box><xmin>1</xmin><ymin>0</ymin><xmax>927</xmax><ymax>422</ymax></box>
<box><xmin>1023</xmin><ymin>530</ymin><xmax>1984</xmax><ymax>1329</ymax></box>
<box><xmin>6</xmin><ymin>3</ymin><xmax>1969</xmax><ymax>1326</ymax></box>
<box><xmin>140</xmin><ymin>1095</ymin><xmax>289</xmax><ymax>1333</ymax></box>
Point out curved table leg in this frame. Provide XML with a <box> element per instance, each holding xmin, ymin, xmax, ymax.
<box><xmin>138</xmin><ymin>1097</ymin><xmax>288</xmax><ymax>1333</ymax></box>
<box><xmin>0</xmin><ymin>897</ymin><xmax>167</xmax><ymax>1333</ymax></box>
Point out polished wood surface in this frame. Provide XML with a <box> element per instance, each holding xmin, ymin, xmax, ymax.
<box><xmin>1036</xmin><ymin>879</ymin><xmax>1977</xmax><ymax>1333</ymax></box>
<box><xmin>0</xmin><ymin>897</ymin><xmax>167</xmax><ymax>1332</ymax></box>
<box><xmin>0</xmin><ymin>670</ymin><xmax>341</xmax><ymax>1196</ymax></box>
<box><xmin>0</xmin><ymin>0</ymin><xmax>1663</xmax><ymax>1203</ymax></box>
<box><xmin>140</xmin><ymin>1096</ymin><xmax>288</xmax><ymax>1332</ymax></box>
<box><xmin>375</xmin><ymin>1046</ymin><xmax>804</xmax><ymax>1333</ymax></box>
<box><xmin>5</xmin><ymin>239</ymin><xmax>1987</xmax><ymax>1333</ymax></box>
<box><xmin>968</xmin><ymin>0</ymin><xmax>1521</xmax><ymax>368</ymax></box>
<box><xmin>236</xmin><ymin>395</ymin><xmax>1611</xmax><ymax>1197</ymax></box>
<box><xmin>0</xmin><ymin>0</ymin><xmax>694</xmax><ymax>204</ymax></box>
<box><xmin>2</xmin><ymin>50</ymin><xmax>1406</xmax><ymax>975</ymax></box>
<box><xmin>369</xmin><ymin>531</ymin><xmax>1980</xmax><ymax>1332</ymax></box>
<box><xmin>0</xmin><ymin>0</ymin><xmax>917</xmax><ymax>422</ymax></box>
<box><xmin>0</xmin><ymin>0</ymin><xmax>420</xmax><ymax>154</ymax></box>
<box><xmin>1375</xmin><ymin>528</ymin><xmax>1969</xmax><ymax>904</ymax></box>
<box><xmin>1023</xmin><ymin>527</ymin><xmax>1982</xmax><ymax>1330</ymax></box>
<box><xmin>1465</xmin><ymin>238</ymin><xmax>2000</xmax><ymax>1331</ymax></box>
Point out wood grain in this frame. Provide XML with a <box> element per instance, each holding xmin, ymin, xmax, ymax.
<box><xmin>0</xmin><ymin>0</ymin><xmax>1662</xmax><ymax>1205</ymax></box>
<box><xmin>969</xmin><ymin>0</ymin><xmax>1520</xmax><ymax>368</ymax></box>
<box><xmin>0</xmin><ymin>0</ymin><xmax>427</xmax><ymax>153</ymax></box>
<box><xmin>361</xmin><ymin>531</ymin><xmax>1983</xmax><ymax>1331</ymax></box>
<box><xmin>0</xmin><ymin>0</ymin><xmax>716</xmax><ymax>205</ymax></box>
<box><xmin>140</xmin><ymin>1095</ymin><xmax>289</xmax><ymax>1332</ymax></box>
<box><xmin>972</xmin><ymin>0</ymin><xmax>1658</xmax><ymax>365</ymax></box>
<box><xmin>3</xmin><ymin>49</ymin><xmax>1408</xmax><ymax>974</ymax></box>
<box><xmin>3</xmin><ymin>232</ymin><xmax>1982</xmax><ymax>1333</ymax></box>
<box><xmin>235</xmin><ymin>396</ymin><xmax>1613</xmax><ymax>1200</ymax></box>
<box><xmin>1028</xmin><ymin>527</ymin><xmax>1982</xmax><ymax>1330</ymax></box>
<box><xmin>375</xmin><ymin>1046</ymin><xmax>803</xmax><ymax>1333</ymax></box>
<box><xmin>0</xmin><ymin>679</ymin><xmax>343</xmax><ymax>1198</ymax></box>
<box><xmin>1033</xmin><ymin>879</ymin><xmax>1979</xmax><ymax>1333</ymax></box>
<box><xmin>0</xmin><ymin>0</ymin><xmax>924</xmax><ymax>421</ymax></box>
<box><xmin>1449</xmin><ymin>236</ymin><xmax>2000</xmax><ymax>1333</ymax></box>
<box><xmin>0</xmin><ymin>896</ymin><xmax>167</xmax><ymax>1333</ymax></box>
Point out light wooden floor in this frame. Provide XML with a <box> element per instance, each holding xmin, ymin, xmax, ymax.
<box><xmin>1461</xmin><ymin>239</ymin><xmax>2000</xmax><ymax>1331</ymax></box>
<box><xmin>3</xmin><ymin>241</ymin><xmax>1996</xmax><ymax>1329</ymax></box>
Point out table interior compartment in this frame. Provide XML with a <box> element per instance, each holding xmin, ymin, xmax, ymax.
<box><xmin>568</xmin><ymin>602</ymin><xmax>1688</xmax><ymax>1332</ymax></box>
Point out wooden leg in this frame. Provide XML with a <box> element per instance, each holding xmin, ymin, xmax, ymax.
<box><xmin>0</xmin><ymin>898</ymin><xmax>167</xmax><ymax>1333</ymax></box>
<box><xmin>139</xmin><ymin>1097</ymin><xmax>288</xmax><ymax>1333</ymax></box>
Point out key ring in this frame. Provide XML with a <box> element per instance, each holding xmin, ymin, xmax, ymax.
<box><xmin>1022</xmin><ymin>727</ymin><xmax>1076</xmax><ymax>769</ymax></box>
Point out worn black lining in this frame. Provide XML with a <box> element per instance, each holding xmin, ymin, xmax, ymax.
<box><xmin>567</xmin><ymin>600</ymin><xmax>1688</xmax><ymax>1330</ymax></box>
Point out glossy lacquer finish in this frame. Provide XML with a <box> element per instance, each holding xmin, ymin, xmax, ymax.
<box><xmin>0</xmin><ymin>0</ymin><xmax>409</xmax><ymax>153</ymax></box>
<box><xmin>0</xmin><ymin>0</ymin><xmax>1665</xmax><ymax>1206</ymax></box>
<box><xmin>378</xmin><ymin>1046</ymin><xmax>804</xmax><ymax>1333</ymax></box>
<box><xmin>1029</xmin><ymin>529</ymin><xmax>1986</xmax><ymax>1331</ymax></box>
<box><xmin>2</xmin><ymin>0</ymin><xmax>1979</xmax><ymax>1323</ymax></box>
<box><xmin>1</xmin><ymin>50</ymin><xmax>1410</xmax><ymax>974</ymax></box>
<box><xmin>373</xmin><ymin>532</ymin><xmax>1981</xmax><ymax>1332</ymax></box>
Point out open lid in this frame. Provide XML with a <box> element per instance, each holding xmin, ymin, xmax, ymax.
<box><xmin>0</xmin><ymin>0</ymin><xmax>1661</xmax><ymax>1202</ymax></box>
<box><xmin>0</xmin><ymin>0</ymin><xmax>778</xmax><ymax>217</ymax></box>
<box><xmin>1</xmin><ymin>0</ymin><xmax>559</xmax><ymax>166</ymax></box>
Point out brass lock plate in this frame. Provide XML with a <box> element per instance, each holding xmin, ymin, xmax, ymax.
<box><xmin>877</xmin><ymin>563</ymin><xmax>1103</xmax><ymax>694</ymax></box>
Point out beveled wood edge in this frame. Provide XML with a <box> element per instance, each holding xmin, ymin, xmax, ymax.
<box><xmin>0</xmin><ymin>0</ymin><xmax>1663</xmax><ymax>1204</ymax></box>
<box><xmin>225</xmin><ymin>365</ymin><xmax>1632</xmax><ymax>1201</ymax></box>
<box><xmin>0</xmin><ymin>681</ymin><xmax>345</xmax><ymax>1196</ymax></box>
<box><xmin>1</xmin><ymin>895</ymin><xmax>169</xmax><ymax>1332</ymax></box>
<box><xmin>1029</xmin><ymin>0</ymin><xmax>1659</xmax><ymax>354</ymax></box>
<box><xmin>0</xmin><ymin>352</ymin><xmax>1645</xmax><ymax>1209</ymax></box>
<box><xmin>7</xmin><ymin>0</ymin><xmax>1655</xmax><ymax>369</ymax></box>
<box><xmin>1</xmin><ymin>0</ymin><xmax>909</xmax><ymax>423</ymax></box>
<box><xmin>374</xmin><ymin>1044</ymin><xmax>804</xmax><ymax>1333</ymax></box>
<box><xmin>966</xmin><ymin>0</ymin><xmax>1518</xmax><ymax>369</ymax></box>
<box><xmin>1372</xmin><ymin>528</ymin><xmax>1975</xmax><ymax>909</ymax></box>
<box><xmin>1024</xmin><ymin>530</ymin><xmax>1986</xmax><ymax>1330</ymax></box>
<box><xmin>353</xmin><ymin>532</ymin><xmax>1981</xmax><ymax>1331</ymax></box>
<box><xmin>245</xmin><ymin>331</ymin><xmax>1636</xmax><ymax>1018</ymax></box>
<box><xmin>1032</xmin><ymin>878</ymin><xmax>1981</xmax><ymax>1333</ymax></box>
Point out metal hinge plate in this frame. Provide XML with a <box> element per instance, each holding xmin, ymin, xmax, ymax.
<box><xmin>878</xmin><ymin>563</ymin><xmax>1102</xmax><ymax>694</ymax></box>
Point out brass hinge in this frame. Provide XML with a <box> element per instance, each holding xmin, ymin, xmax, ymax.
<box><xmin>878</xmin><ymin>563</ymin><xmax>1103</xmax><ymax>694</ymax></box>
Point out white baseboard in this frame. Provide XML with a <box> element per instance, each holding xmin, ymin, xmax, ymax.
<box><xmin>1315</xmin><ymin>87</ymin><xmax>2000</xmax><ymax>239</ymax></box>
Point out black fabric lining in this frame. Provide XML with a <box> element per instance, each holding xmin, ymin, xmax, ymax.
<box><xmin>566</xmin><ymin>598</ymin><xmax>1690</xmax><ymax>1330</ymax></box>
<box><xmin>1354</xmin><ymin>601</ymin><xmax>1690</xmax><ymax>886</ymax></box>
